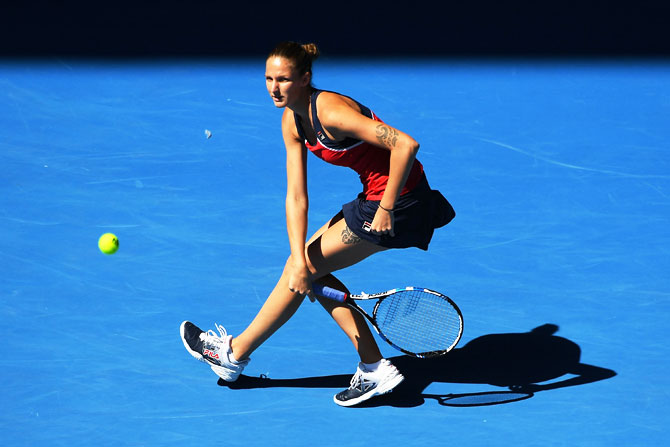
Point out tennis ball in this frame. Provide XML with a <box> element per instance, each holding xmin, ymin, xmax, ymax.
<box><xmin>98</xmin><ymin>233</ymin><xmax>119</xmax><ymax>255</ymax></box>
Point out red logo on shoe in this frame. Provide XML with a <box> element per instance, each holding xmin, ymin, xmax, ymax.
<box><xmin>203</xmin><ymin>349</ymin><xmax>219</xmax><ymax>360</ymax></box>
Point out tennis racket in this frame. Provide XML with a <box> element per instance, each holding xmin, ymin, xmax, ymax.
<box><xmin>312</xmin><ymin>284</ymin><xmax>463</xmax><ymax>358</ymax></box>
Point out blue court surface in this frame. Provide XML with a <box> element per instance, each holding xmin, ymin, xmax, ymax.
<box><xmin>2</xmin><ymin>58</ymin><xmax>669</xmax><ymax>446</ymax></box>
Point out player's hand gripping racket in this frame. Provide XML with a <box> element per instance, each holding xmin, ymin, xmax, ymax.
<box><xmin>313</xmin><ymin>284</ymin><xmax>463</xmax><ymax>358</ymax></box>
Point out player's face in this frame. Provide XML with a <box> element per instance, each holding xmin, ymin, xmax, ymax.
<box><xmin>265</xmin><ymin>56</ymin><xmax>310</xmax><ymax>108</ymax></box>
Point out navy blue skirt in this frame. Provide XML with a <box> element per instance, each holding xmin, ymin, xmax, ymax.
<box><xmin>342</xmin><ymin>175</ymin><xmax>455</xmax><ymax>251</ymax></box>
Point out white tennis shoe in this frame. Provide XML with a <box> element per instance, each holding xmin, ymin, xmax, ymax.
<box><xmin>180</xmin><ymin>321</ymin><xmax>249</xmax><ymax>382</ymax></box>
<box><xmin>334</xmin><ymin>359</ymin><xmax>404</xmax><ymax>407</ymax></box>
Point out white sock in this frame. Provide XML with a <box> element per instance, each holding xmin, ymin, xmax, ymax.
<box><xmin>228</xmin><ymin>340</ymin><xmax>243</xmax><ymax>364</ymax></box>
<box><xmin>228</xmin><ymin>350</ymin><xmax>241</xmax><ymax>364</ymax></box>
<box><xmin>362</xmin><ymin>360</ymin><xmax>383</xmax><ymax>372</ymax></box>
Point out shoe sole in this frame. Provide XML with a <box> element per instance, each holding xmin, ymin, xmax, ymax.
<box><xmin>333</xmin><ymin>373</ymin><xmax>405</xmax><ymax>407</ymax></box>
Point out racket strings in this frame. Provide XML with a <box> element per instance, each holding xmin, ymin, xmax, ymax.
<box><xmin>375</xmin><ymin>289</ymin><xmax>462</xmax><ymax>355</ymax></box>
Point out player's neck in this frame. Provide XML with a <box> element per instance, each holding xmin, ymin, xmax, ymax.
<box><xmin>288</xmin><ymin>87</ymin><xmax>314</xmax><ymax>120</ymax></box>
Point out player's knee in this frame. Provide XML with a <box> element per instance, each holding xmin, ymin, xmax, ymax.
<box><xmin>285</xmin><ymin>252</ymin><xmax>318</xmax><ymax>276</ymax></box>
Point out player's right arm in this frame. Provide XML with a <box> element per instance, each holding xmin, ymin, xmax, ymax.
<box><xmin>281</xmin><ymin>110</ymin><xmax>312</xmax><ymax>296</ymax></box>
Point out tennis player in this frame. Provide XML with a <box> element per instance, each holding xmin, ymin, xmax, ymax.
<box><xmin>181</xmin><ymin>42</ymin><xmax>455</xmax><ymax>406</ymax></box>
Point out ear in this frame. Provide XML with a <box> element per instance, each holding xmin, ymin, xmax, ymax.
<box><xmin>301</xmin><ymin>71</ymin><xmax>312</xmax><ymax>87</ymax></box>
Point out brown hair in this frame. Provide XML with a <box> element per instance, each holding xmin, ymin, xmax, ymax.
<box><xmin>268</xmin><ymin>41</ymin><xmax>320</xmax><ymax>78</ymax></box>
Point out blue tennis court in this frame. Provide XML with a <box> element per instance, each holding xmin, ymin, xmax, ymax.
<box><xmin>2</xmin><ymin>58</ymin><xmax>669</xmax><ymax>446</ymax></box>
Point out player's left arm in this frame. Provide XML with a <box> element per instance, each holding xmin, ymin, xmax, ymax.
<box><xmin>319</xmin><ymin>94</ymin><xmax>420</xmax><ymax>234</ymax></box>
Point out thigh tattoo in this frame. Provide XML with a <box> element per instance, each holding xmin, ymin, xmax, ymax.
<box><xmin>341</xmin><ymin>225</ymin><xmax>361</xmax><ymax>244</ymax></box>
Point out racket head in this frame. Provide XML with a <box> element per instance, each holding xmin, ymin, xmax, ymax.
<box><xmin>370</xmin><ymin>287</ymin><xmax>463</xmax><ymax>358</ymax></box>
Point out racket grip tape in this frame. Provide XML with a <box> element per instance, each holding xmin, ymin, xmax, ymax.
<box><xmin>312</xmin><ymin>284</ymin><xmax>347</xmax><ymax>302</ymax></box>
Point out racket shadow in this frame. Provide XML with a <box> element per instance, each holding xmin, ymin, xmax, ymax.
<box><xmin>219</xmin><ymin>323</ymin><xmax>616</xmax><ymax>408</ymax></box>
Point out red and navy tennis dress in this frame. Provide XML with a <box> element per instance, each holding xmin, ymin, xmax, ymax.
<box><xmin>294</xmin><ymin>90</ymin><xmax>454</xmax><ymax>250</ymax></box>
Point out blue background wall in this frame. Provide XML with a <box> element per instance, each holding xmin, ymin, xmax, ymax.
<box><xmin>2</xmin><ymin>0</ymin><xmax>669</xmax><ymax>58</ymax></box>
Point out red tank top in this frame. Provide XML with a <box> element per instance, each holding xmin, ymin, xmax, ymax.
<box><xmin>294</xmin><ymin>90</ymin><xmax>423</xmax><ymax>200</ymax></box>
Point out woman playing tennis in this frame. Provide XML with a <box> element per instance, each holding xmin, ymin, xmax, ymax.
<box><xmin>181</xmin><ymin>42</ymin><xmax>455</xmax><ymax>406</ymax></box>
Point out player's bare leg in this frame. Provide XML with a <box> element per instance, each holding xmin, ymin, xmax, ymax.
<box><xmin>230</xmin><ymin>212</ymin><xmax>386</xmax><ymax>363</ymax></box>
<box><xmin>311</xmin><ymin>273</ymin><xmax>383</xmax><ymax>364</ymax></box>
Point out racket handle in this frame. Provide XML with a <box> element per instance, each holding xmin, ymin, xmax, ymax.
<box><xmin>312</xmin><ymin>284</ymin><xmax>347</xmax><ymax>302</ymax></box>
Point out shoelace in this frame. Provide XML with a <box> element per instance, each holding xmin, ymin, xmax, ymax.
<box><xmin>350</xmin><ymin>360</ymin><xmax>397</xmax><ymax>390</ymax></box>
<box><xmin>201</xmin><ymin>323</ymin><xmax>229</xmax><ymax>345</ymax></box>
<box><xmin>349</xmin><ymin>369</ymin><xmax>365</xmax><ymax>390</ymax></box>
<box><xmin>349</xmin><ymin>368</ymin><xmax>378</xmax><ymax>391</ymax></box>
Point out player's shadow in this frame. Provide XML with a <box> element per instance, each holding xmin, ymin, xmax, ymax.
<box><xmin>218</xmin><ymin>324</ymin><xmax>616</xmax><ymax>408</ymax></box>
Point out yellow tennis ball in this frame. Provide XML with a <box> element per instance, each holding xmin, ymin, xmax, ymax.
<box><xmin>98</xmin><ymin>233</ymin><xmax>119</xmax><ymax>255</ymax></box>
